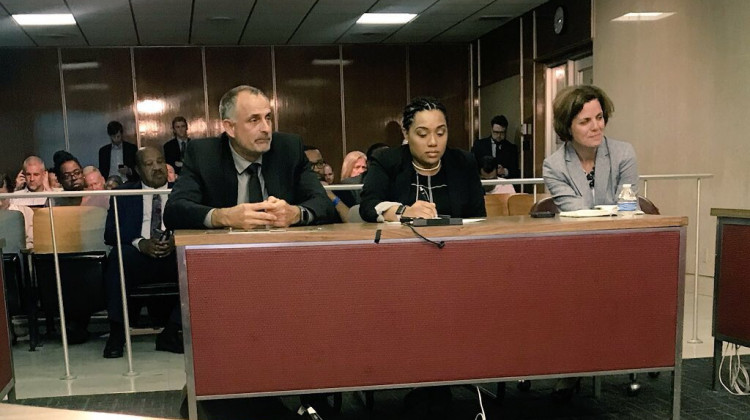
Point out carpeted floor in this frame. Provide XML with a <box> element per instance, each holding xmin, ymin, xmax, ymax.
<box><xmin>9</xmin><ymin>358</ymin><xmax>750</xmax><ymax>419</ymax></box>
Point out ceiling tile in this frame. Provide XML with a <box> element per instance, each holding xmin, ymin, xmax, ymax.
<box><xmin>191</xmin><ymin>0</ymin><xmax>256</xmax><ymax>45</ymax></box>
<box><xmin>130</xmin><ymin>0</ymin><xmax>192</xmax><ymax>45</ymax></box>
<box><xmin>67</xmin><ymin>0</ymin><xmax>137</xmax><ymax>46</ymax></box>
<box><xmin>240</xmin><ymin>0</ymin><xmax>315</xmax><ymax>45</ymax></box>
<box><xmin>0</xmin><ymin>14</ymin><xmax>34</xmax><ymax>46</ymax></box>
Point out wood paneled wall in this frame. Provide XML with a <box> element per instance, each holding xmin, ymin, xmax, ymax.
<box><xmin>0</xmin><ymin>45</ymin><xmax>470</xmax><ymax>183</ymax></box>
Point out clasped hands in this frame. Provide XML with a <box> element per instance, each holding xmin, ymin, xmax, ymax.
<box><xmin>212</xmin><ymin>196</ymin><xmax>300</xmax><ymax>229</ymax></box>
<box><xmin>138</xmin><ymin>236</ymin><xmax>175</xmax><ymax>258</ymax></box>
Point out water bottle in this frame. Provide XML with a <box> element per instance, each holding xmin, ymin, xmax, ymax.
<box><xmin>617</xmin><ymin>184</ymin><xmax>638</xmax><ymax>216</ymax></box>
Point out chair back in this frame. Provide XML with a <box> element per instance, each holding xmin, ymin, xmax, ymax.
<box><xmin>347</xmin><ymin>204</ymin><xmax>363</xmax><ymax>223</ymax></box>
<box><xmin>33</xmin><ymin>206</ymin><xmax>108</xmax><ymax>254</ymax></box>
<box><xmin>0</xmin><ymin>210</ymin><xmax>25</xmax><ymax>254</ymax></box>
<box><xmin>638</xmin><ymin>196</ymin><xmax>660</xmax><ymax>215</ymax></box>
<box><xmin>507</xmin><ymin>194</ymin><xmax>534</xmax><ymax>216</ymax></box>
<box><xmin>529</xmin><ymin>197</ymin><xmax>560</xmax><ymax>214</ymax></box>
<box><xmin>484</xmin><ymin>193</ymin><xmax>512</xmax><ymax>217</ymax></box>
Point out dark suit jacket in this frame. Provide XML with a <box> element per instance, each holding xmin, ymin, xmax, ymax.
<box><xmin>359</xmin><ymin>145</ymin><xmax>486</xmax><ymax>222</ymax></box>
<box><xmin>163</xmin><ymin>132</ymin><xmax>336</xmax><ymax>229</ymax></box>
<box><xmin>163</xmin><ymin>137</ymin><xmax>187</xmax><ymax>174</ymax></box>
<box><xmin>99</xmin><ymin>141</ymin><xmax>137</xmax><ymax>181</ymax></box>
<box><xmin>104</xmin><ymin>181</ymin><xmax>171</xmax><ymax>247</ymax></box>
<box><xmin>471</xmin><ymin>137</ymin><xmax>520</xmax><ymax>179</ymax></box>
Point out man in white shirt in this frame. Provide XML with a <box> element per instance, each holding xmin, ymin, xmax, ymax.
<box><xmin>1</xmin><ymin>173</ymin><xmax>33</xmax><ymax>249</ymax></box>
<box><xmin>102</xmin><ymin>146</ymin><xmax>180</xmax><ymax>358</ymax></box>
<box><xmin>11</xmin><ymin>156</ymin><xmax>49</xmax><ymax>207</ymax></box>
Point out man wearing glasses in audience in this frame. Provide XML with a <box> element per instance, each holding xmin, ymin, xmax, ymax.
<box><xmin>50</xmin><ymin>150</ymin><xmax>85</xmax><ymax>207</ymax></box>
<box><xmin>304</xmin><ymin>145</ymin><xmax>327</xmax><ymax>179</ymax></box>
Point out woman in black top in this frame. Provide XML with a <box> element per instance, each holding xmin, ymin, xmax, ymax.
<box><xmin>359</xmin><ymin>97</ymin><xmax>485</xmax><ymax>222</ymax></box>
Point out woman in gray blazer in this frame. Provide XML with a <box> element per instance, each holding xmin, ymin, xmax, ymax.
<box><xmin>542</xmin><ymin>85</ymin><xmax>638</xmax><ymax>211</ymax></box>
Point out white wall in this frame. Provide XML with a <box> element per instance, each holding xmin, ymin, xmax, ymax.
<box><xmin>594</xmin><ymin>0</ymin><xmax>750</xmax><ymax>284</ymax></box>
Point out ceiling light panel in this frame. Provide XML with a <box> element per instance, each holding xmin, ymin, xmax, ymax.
<box><xmin>11</xmin><ymin>14</ymin><xmax>75</xmax><ymax>25</ymax></box>
<box><xmin>612</xmin><ymin>12</ymin><xmax>675</xmax><ymax>22</ymax></box>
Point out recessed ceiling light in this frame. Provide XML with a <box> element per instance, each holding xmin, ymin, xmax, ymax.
<box><xmin>12</xmin><ymin>14</ymin><xmax>76</xmax><ymax>26</ymax></box>
<box><xmin>357</xmin><ymin>13</ymin><xmax>416</xmax><ymax>25</ymax></box>
<box><xmin>612</xmin><ymin>12</ymin><xmax>675</xmax><ymax>22</ymax></box>
<box><xmin>61</xmin><ymin>62</ymin><xmax>100</xmax><ymax>71</ymax></box>
<box><xmin>311</xmin><ymin>59</ymin><xmax>353</xmax><ymax>66</ymax></box>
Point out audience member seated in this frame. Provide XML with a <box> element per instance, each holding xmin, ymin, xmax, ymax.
<box><xmin>471</xmin><ymin>114</ymin><xmax>520</xmax><ymax>180</ymax></box>
<box><xmin>479</xmin><ymin>156</ymin><xmax>515</xmax><ymax>194</ymax></box>
<box><xmin>99</xmin><ymin>120</ymin><xmax>137</xmax><ymax>181</ymax></box>
<box><xmin>163</xmin><ymin>116</ymin><xmax>190</xmax><ymax>175</ymax></box>
<box><xmin>340</xmin><ymin>150</ymin><xmax>367</xmax><ymax>180</ymax></box>
<box><xmin>321</xmin><ymin>163</ymin><xmax>334</xmax><ymax>185</ymax></box>
<box><xmin>105</xmin><ymin>175</ymin><xmax>123</xmax><ymax>190</ymax></box>
<box><xmin>166</xmin><ymin>164</ymin><xmax>177</xmax><ymax>182</ymax></box>
<box><xmin>338</xmin><ymin>143</ymin><xmax>389</xmax><ymax>207</ymax></box>
<box><xmin>48</xmin><ymin>171</ymin><xmax>62</xmax><ymax>191</ymax></box>
<box><xmin>542</xmin><ymin>85</ymin><xmax>638</xmax><ymax>211</ymax></box>
<box><xmin>50</xmin><ymin>150</ymin><xmax>85</xmax><ymax>207</ymax></box>
<box><xmin>1</xmin><ymin>173</ymin><xmax>33</xmax><ymax>249</ymax></box>
<box><xmin>103</xmin><ymin>146</ymin><xmax>181</xmax><ymax>359</ymax></box>
<box><xmin>82</xmin><ymin>166</ymin><xmax>109</xmax><ymax>209</ymax></box>
<box><xmin>11</xmin><ymin>155</ymin><xmax>50</xmax><ymax>207</ymax></box>
<box><xmin>163</xmin><ymin>85</ymin><xmax>335</xmax><ymax>230</ymax></box>
<box><xmin>360</xmin><ymin>97</ymin><xmax>486</xmax><ymax>223</ymax></box>
<box><xmin>303</xmin><ymin>145</ymin><xmax>326</xmax><ymax>179</ymax></box>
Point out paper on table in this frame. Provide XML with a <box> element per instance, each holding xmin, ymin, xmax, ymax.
<box><xmin>559</xmin><ymin>209</ymin><xmax>616</xmax><ymax>218</ymax></box>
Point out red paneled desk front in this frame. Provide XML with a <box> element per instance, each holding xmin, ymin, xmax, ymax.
<box><xmin>175</xmin><ymin>215</ymin><xmax>688</xmax><ymax>420</ymax></box>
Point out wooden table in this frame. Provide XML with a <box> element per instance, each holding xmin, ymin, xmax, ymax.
<box><xmin>710</xmin><ymin>209</ymin><xmax>750</xmax><ymax>390</ymax></box>
<box><xmin>175</xmin><ymin>215</ymin><xmax>688</xmax><ymax>419</ymax></box>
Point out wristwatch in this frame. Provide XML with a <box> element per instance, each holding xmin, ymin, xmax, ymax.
<box><xmin>395</xmin><ymin>204</ymin><xmax>407</xmax><ymax>221</ymax></box>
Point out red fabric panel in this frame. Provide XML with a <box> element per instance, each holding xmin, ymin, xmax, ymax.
<box><xmin>0</xmin><ymin>254</ymin><xmax>12</xmax><ymax>394</ymax></box>
<box><xmin>185</xmin><ymin>230</ymin><xmax>680</xmax><ymax>397</ymax></box>
<box><xmin>715</xmin><ymin>224</ymin><xmax>750</xmax><ymax>341</ymax></box>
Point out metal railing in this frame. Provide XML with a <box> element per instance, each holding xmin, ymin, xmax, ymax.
<box><xmin>0</xmin><ymin>172</ymin><xmax>713</xmax><ymax>380</ymax></box>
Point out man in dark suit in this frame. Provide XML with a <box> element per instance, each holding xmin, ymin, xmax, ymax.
<box><xmin>99</xmin><ymin>120</ymin><xmax>137</xmax><ymax>182</ymax></box>
<box><xmin>102</xmin><ymin>146</ymin><xmax>181</xmax><ymax>358</ymax></box>
<box><xmin>163</xmin><ymin>116</ymin><xmax>190</xmax><ymax>175</ymax></box>
<box><xmin>164</xmin><ymin>85</ymin><xmax>335</xmax><ymax>230</ymax></box>
<box><xmin>471</xmin><ymin>115</ymin><xmax>520</xmax><ymax>180</ymax></box>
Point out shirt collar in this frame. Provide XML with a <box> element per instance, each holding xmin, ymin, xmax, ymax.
<box><xmin>140</xmin><ymin>182</ymin><xmax>168</xmax><ymax>190</ymax></box>
<box><xmin>228</xmin><ymin>140</ymin><xmax>263</xmax><ymax>174</ymax></box>
<box><xmin>111</xmin><ymin>143</ymin><xmax>122</xmax><ymax>150</ymax></box>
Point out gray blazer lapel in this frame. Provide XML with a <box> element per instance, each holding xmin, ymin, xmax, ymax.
<box><xmin>594</xmin><ymin>138</ymin><xmax>612</xmax><ymax>204</ymax></box>
<box><xmin>564</xmin><ymin>143</ymin><xmax>587</xmax><ymax>199</ymax></box>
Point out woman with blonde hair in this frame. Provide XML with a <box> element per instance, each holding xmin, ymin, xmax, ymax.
<box><xmin>340</xmin><ymin>150</ymin><xmax>367</xmax><ymax>180</ymax></box>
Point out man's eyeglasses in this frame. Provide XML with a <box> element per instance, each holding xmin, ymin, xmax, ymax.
<box><xmin>310</xmin><ymin>160</ymin><xmax>326</xmax><ymax>169</ymax></box>
<box><xmin>586</xmin><ymin>169</ymin><xmax>595</xmax><ymax>189</ymax></box>
<box><xmin>61</xmin><ymin>169</ymin><xmax>83</xmax><ymax>181</ymax></box>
